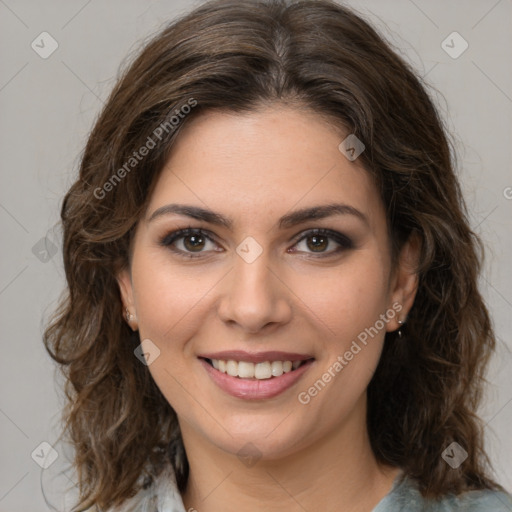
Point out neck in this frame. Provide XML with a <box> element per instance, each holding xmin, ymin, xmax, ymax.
<box><xmin>180</xmin><ymin>397</ymin><xmax>400</xmax><ymax>512</ymax></box>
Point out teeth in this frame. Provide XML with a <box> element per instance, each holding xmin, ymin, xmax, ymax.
<box><xmin>238</xmin><ymin>361</ymin><xmax>254</xmax><ymax>378</ymax></box>
<box><xmin>209</xmin><ymin>358</ymin><xmax>306</xmax><ymax>379</ymax></box>
<box><xmin>226</xmin><ymin>360</ymin><xmax>238</xmax><ymax>377</ymax></box>
<box><xmin>271</xmin><ymin>361</ymin><xmax>283</xmax><ymax>377</ymax></box>
<box><xmin>254</xmin><ymin>362</ymin><xmax>272</xmax><ymax>379</ymax></box>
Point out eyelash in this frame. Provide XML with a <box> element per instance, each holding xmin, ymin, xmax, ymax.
<box><xmin>158</xmin><ymin>226</ymin><xmax>353</xmax><ymax>259</ymax></box>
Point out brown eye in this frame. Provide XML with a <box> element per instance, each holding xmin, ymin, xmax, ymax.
<box><xmin>293</xmin><ymin>229</ymin><xmax>353</xmax><ymax>256</ymax></box>
<box><xmin>159</xmin><ymin>228</ymin><xmax>220</xmax><ymax>258</ymax></box>
<box><xmin>305</xmin><ymin>234</ymin><xmax>329</xmax><ymax>252</ymax></box>
<box><xmin>183</xmin><ymin>233</ymin><xmax>206</xmax><ymax>252</ymax></box>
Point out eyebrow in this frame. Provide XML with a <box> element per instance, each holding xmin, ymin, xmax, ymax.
<box><xmin>147</xmin><ymin>202</ymin><xmax>369</xmax><ymax>229</ymax></box>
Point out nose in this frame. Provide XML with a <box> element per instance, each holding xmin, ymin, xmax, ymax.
<box><xmin>216</xmin><ymin>250</ymin><xmax>293</xmax><ymax>334</ymax></box>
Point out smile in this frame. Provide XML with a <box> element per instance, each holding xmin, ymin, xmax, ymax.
<box><xmin>198</xmin><ymin>351</ymin><xmax>315</xmax><ymax>400</ymax></box>
<box><xmin>207</xmin><ymin>358</ymin><xmax>306</xmax><ymax>379</ymax></box>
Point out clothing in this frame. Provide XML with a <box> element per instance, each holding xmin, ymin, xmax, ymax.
<box><xmin>110</xmin><ymin>464</ymin><xmax>512</xmax><ymax>512</ymax></box>
<box><xmin>374</xmin><ymin>472</ymin><xmax>512</xmax><ymax>511</ymax></box>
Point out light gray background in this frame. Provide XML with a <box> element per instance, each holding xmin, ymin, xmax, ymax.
<box><xmin>1</xmin><ymin>1</ymin><xmax>511</xmax><ymax>511</ymax></box>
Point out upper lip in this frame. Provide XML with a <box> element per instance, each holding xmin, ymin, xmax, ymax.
<box><xmin>198</xmin><ymin>350</ymin><xmax>314</xmax><ymax>363</ymax></box>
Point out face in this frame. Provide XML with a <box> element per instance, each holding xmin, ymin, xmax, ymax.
<box><xmin>117</xmin><ymin>105</ymin><xmax>418</xmax><ymax>461</ymax></box>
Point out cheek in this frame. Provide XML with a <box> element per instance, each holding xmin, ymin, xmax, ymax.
<box><xmin>130</xmin><ymin>251</ymin><xmax>222</xmax><ymax>353</ymax></box>
<box><xmin>129</xmin><ymin>256</ymin><xmax>218</xmax><ymax>416</ymax></box>
<box><xmin>292</xmin><ymin>256</ymin><xmax>391</xmax><ymax>422</ymax></box>
<box><xmin>292</xmin><ymin>250</ymin><xmax>391</xmax><ymax>398</ymax></box>
<box><xmin>293</xmin><ymin>251</ymin><xmax>391</xmax><ymax>340</ymax></box>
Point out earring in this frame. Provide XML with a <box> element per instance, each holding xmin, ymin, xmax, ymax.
<box><xmin>397</xmin><ymin>319</ymin><xmax>404</xmax><ymax>338</ymax></box>
<box><xmin>125</xmin><ymin>307</ymin><xmax>133</xmax><ymax>323</ymax></box>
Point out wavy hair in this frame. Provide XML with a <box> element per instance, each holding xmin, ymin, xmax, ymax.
<box><xmin>43</xmin><ymin>0</ymin><xmax>503</xmax><ymax>510</ymax></box>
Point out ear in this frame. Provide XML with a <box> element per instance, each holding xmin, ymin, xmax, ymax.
<box><xmin>386</xmin><ymin>233</ymin><xmax>420</xmax><ymax>332</ymax></box>
<box><xmin>117</xmin><ymin>267</ymin><xmax>138</xmax><ymax>331</ymax></box>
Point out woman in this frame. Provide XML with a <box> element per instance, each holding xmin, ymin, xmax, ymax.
<box><xmin>43</xmin><ymin>0</ymin><xmax>512</xmax><ymax>511</ymax></box>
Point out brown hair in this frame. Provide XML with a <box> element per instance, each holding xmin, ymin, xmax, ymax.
<box><xmin>43</xmin><ymin>0</ymin><xmax>504</xmax><ymax>510</ymax></box>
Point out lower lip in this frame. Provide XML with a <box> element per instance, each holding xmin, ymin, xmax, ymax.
<box><xmin>200</xmin><ymin>359</ymin><xmax>314</xmax><ymax>400</ymax></box>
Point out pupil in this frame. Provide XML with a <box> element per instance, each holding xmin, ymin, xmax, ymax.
<box><xmin>307</xmin><ymin>235</ymin><xmax>327</xmax><ymax>252</ymax></box>
<box><xmin>184</xmin><ymin>235</ymin><xmax>205</xmax><ymax>251</ymax></box>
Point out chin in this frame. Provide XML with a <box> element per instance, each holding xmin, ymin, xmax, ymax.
<box><xmin>197</xmin><ymin>412</ymin><xmax>316</xmax><ymax>462</ymax></box>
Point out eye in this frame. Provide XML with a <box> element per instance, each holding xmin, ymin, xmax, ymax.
<box><xmin>291</xmin><ymin>228</ymin><xmax>353</xmax><ymax>257</ymax></box>
<box><xmin>159</xmin><ymin>227</ymin><xmax>353</xmax><ymax>259</ymax></box>
<box><xmin>159</xmin><ymin>227</ymin><xmax>221</xmax><ymax>258</ymax></box>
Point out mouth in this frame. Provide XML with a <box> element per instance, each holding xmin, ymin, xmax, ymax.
<box><xmin>200</xmin><ymin>357</ymin><xmax>314</xmax><ymax>380</ymax></box>
<box><xmin>198</xmin><ymin>351</ymin><xmax>315</xmax><ymax>400</ymax></box>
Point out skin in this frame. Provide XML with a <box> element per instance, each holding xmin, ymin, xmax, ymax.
<box><xmin>117</xmin><ymin>104</ymin><xmax>419</xmax><ymax>512</ymax></box>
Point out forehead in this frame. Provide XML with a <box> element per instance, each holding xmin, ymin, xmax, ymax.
<box><xmin>146</xmin><ymin>106</ymin><xmax>384</xmax><ymax>230</ymax></box>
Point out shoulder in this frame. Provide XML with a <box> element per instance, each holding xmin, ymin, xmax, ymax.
<box><xmin>375</xmin><ymin>474</ymin><xmax>512</xmax><ymax>512</ymax></box>
<box><xmin>437</xmin><ymin>488</ymin><xmax>512</xmax><ymax>511</ymax></box>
